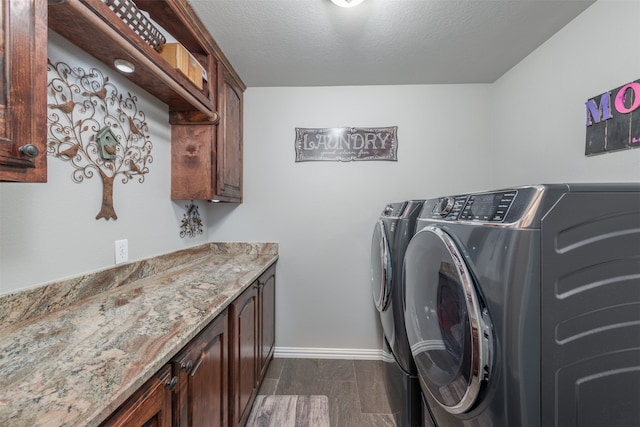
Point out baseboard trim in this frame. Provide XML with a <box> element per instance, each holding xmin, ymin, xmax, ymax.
<box><xmin>273</xmin><ymin>347</ymin><xmax>383</xmax><ymax>360</ymax></box>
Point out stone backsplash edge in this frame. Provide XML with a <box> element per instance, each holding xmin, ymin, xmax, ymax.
<box><xmin>0</xmin><ymin>242</ymin><xmax>278</xmax><ymax>330</ymax></box>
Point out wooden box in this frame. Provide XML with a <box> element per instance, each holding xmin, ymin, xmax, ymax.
<box><xmin>160</xmin><ymin>42</ymin><xmax>204</xmax><ymax>89</ymax></box>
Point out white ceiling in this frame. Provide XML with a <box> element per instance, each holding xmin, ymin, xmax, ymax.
<box><xmin>189</xmin><ymin>0</ymin><xmax>595</xmax><ymax>87</ymax></box>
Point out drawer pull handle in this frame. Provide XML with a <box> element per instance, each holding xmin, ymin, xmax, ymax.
<box><xmin>190</xmin><ymin>355</ymin><xmax>203</xmax><ymax>377</ymax></box>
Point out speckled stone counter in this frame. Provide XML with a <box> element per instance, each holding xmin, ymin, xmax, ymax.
<box><xmin>0</xmin><ymin>242</ymin><xmax>278</xmax><ymax>427</ymax></box>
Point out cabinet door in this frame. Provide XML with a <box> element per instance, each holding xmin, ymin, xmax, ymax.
<box><xmin>170</xmin><ymin>122</ymin><xmax>216</xmax><ymax>200</ymax></box>
<box><xmin>172</xmin><ymin>310</ymin><xmax>228</xmax><ymax>427</ymax></box>
<box><xmin>170</xmin><ymin>59</ymin><xmax>243</xmax><ymax>202</ymax></box>
<box><xmin>230</xmin><ymin>284</ymin><xmax>258</xmax><ymax>427</ymax></box>
<box><xmin>258</xmin><ymin>265</ymin><xmax>276</xmax><ymax>381</ymax></box>
<box><xmin>216</xmin><ymin>63</ymin><xmax>243</xmax><ymax>201</ymax></box>
<box><xmin>100</xmin><ymin>365</ymin><xmax>173</xmax><ymax>427</ymax></box>
<box><xmin>0</xmin><ymin>0</ymin><xmax>47</xmax><ymax>182</ymax></box>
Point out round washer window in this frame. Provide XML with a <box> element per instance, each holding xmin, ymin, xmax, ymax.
<box><xmin>404</xmin><ymin>225</ymin><xmax>491</xmax><ymax>414</ymax></box>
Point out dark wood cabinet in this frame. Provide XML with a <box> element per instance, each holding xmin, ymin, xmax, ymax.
<box><xmin>215</xmin><ymin>63</ymin><xmax>244</xmax><ymax>201</ymax></box>
<box><xmin>172</xmin><ymin>310</ymin><xmax>228</xmax><ymax>427</ymax></box>
<box><xmin>48</xmin><ymin>0</ymin><xmax>215</xmax><ymax>115</ymax></box>
<box><xmin>48</xmin><ymin>0</ymin><xmax>245</xmax><ymax>201</ymax></box>
<box><xmin>100</xmin><ymin>364</ymin><xmax>173</xmax><ymax>427</ymax></box>
<box><xmin>169</xmin><ymin>60</ymin><xmax>244</xmax><ymax>202</ymax></box>
<box><xmin>170</xmin><ymin>118</ymin><xmax>219</xmax><ymax>201</ymax></box>
<box><xmin>258</xmin><ymin>265</ymin><xmax>276</xmax><ymax>381</ymax></box>
<box><xmin>3</xmin><ymin>0</ymin><xmax>244</xmax><ymax>189</ymax></box>
<box><xmin>230</xmin><ymin>284</ymin><xmax>259</xmax><ymax>427</ymax></box>
<box><xmin>230</xmin><ymin>265</ymin><xmax>277</xmax><ymax>426</ymax></box>
<box><xmin>101</xmin><ymin>262</ymin><xmax>276</xmax><ymax>427</ymax></box>
<box><xmin>0</xmin><ymin>0</ymin><xmax>47</xmax><ymax>182</ymax></box>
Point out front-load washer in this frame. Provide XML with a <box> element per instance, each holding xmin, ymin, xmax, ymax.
<box><xmin>403</xmin><ymin>184</ymin><xmax>640</xmax><ymax>427</ymax></box>
<box><xmin>371</xmin><ymin>200</ymin><xmax>431</xmax><ymax>427</ymax></box>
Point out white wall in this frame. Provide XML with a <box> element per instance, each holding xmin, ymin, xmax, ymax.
<box><xmin>0</xmin><ymin>32</ymin><xmax>211</xmax><ymax>294</ymax></box>
<box><xmin>206</xmin><ymin>84</ymin><xmax>493</xmax><ymax>353</ymax></box>
<box><xmin>1</xmin><ymin>0</ymin><xmax>638</xmax><ymax>357</ymax></box>
<box><xmin>490</xmin><ymin>0</ymin><xmax>640</xmax><ymax>187</ymax></box>
<box><xmin>207</xmin><ymin>0</ymin><xmax>640</xmax><ymax>355</ymax></box>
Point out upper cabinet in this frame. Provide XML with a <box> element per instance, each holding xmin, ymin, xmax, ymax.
<box><xmin>170</xmin><ymin>60</ymin><xmax>243</xmax><ymax>202</ymax></box>
<box><xmin>0</xmin><ymin>0</ymin><xmax>47</xmax><ymax>182</ymax></box>
<box><xmin>48</xmin><ymin>0</ymin><xmax>216</xmax><ymax>116</ymax></box>
<box><xmin>216</xmin><ymin>63</ymin><xmax>243</xmax><ymax>201</ymax></box>
<box><xmin>47</xmin><ymin>0</ymin><xmax>245</xmax><ymax>201</ymax></box>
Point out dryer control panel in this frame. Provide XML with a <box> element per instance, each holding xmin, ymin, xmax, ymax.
<box><xmin>381</xmin><ymin>201</ymin><xmax>407</xmax><ymax>218</ymax></box>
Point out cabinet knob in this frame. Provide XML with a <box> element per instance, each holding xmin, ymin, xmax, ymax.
<box><xmin>18</xmin><ymin>144</ymin><xmax>40</xmax><ymax>158</ymax></box>
<box><xmin>180</xmin><ymin>360</ymin><xmax>193</xmax><ymax>372</ymax></box>
<box><xmin>164</xmin><ymin>376</ymin><xmax>178</xmax><ymax>391</ymax></box>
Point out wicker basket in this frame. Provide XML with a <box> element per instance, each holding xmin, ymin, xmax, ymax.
<box><xmin>103</xmin><ymin>0</ymin><xmax>166</xmax><ymax>51</ymax></box>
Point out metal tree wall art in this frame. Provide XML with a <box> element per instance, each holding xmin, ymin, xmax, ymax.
<box><xmin>180</xmin><ymin>202</ymin><xmax>203</xmax><ymax>238</ymax></box>
<box><xmin>47</xmin><ymin>60</ymin><xmax>153</xmax><ymax>220</ymax></box>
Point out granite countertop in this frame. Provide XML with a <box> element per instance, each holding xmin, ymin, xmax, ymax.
<box><xmin>0</xmin><ymin>242</ymin><xmax>278</xmax><ymax>427</ymax></box>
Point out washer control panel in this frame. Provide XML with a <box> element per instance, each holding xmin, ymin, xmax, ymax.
<box><xmin>459</xmin><ymin>191</ymin><xmax>517</xmax><ymax>222</ymax></box>
<box><xmin>431</xmin><ymin>195</ymin><xmax>468</xmax><ymax>219</ymax></box>
<box><xmin>422</xmin><ymin>190</ymin><xmax>519</xmax><ymax>223</ymax></box>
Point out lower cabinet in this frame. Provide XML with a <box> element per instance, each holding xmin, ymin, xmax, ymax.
<box><xmin>229</xmin><ymin>264</ymin><xmax>277</xmax><ymax>426</ymax></box>
<box><xmin>172</xmin><ymin>312</ymin><xmax>228</xmax><ymax>427</ymax></box>
<box><xmin>230</xmin><ymin>283</ymin><xmax>259</xmax><ymax>427</ymax></box>
<box><xmin>257</xmin><ymin>264</ymin><xmax>276</xmax><ymax>381</ymax></box>
<box><xmin>100</xmin><ymin>263</ymin><xmax>276</xmax><ymax>427</ymax></box>
<box><xmin>101</xmin><ymin>365</ymin><xmax>173</xmax><ymax>427</ymax></box>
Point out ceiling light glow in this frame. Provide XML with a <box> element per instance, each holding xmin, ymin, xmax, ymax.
<box><xmin>330</xmin><ymin>0</ymin><xmax>365</xmax><ymax>8</ymax></box>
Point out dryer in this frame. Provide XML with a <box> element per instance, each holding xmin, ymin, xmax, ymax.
<box><xmin>371</xmin><ymin>200</ymin><xmax>430</xmax><ymax>427</ymax></box>
<box><xmin>403</xmin><ymin>184</ymin><xmax>640</xmax><ymax>427</ymax></box>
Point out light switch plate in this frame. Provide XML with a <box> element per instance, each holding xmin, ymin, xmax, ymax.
<box><xmin>115</xmin><ymin>239</ymin><xmax>128</xmax><ymax>264</ymax></box>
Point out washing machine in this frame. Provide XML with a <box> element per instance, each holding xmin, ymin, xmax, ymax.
<box><xmin>371</xmin><ymin>200</ymin><xmax>433</xmax><ymax>427</ymax></box>
<box><xmin>403</xmin><ymin>183</ymin><xmax>640</xmax><ymax>427</ymax></box>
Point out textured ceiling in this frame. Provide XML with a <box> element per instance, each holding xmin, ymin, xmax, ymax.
<box><xmin>189</xmin><ymin>0</ymin><xmax>595</xmax><ymax>87</ymax></box>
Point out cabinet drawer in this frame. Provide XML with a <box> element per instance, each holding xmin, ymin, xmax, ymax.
<box><xmin>100</xmin><ymin>365</ymin><xmax>173</xmax><ymax>427</ymax></box>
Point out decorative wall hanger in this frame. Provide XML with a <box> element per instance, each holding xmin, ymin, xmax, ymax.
<box><xmin>585</xmin><ymin>78</ymin><xmax>640</xmax><ymax>155</ymax></box>
<box><xmin>295</xmin><ymin>126</ymin><xmax>398</xmax><ymax>162</ymax></box>
<box><xmin>46</xmin><ymin>60</ymin><xmax>153</xmax><ymax>220</ymax></box>
<box><xmin>180</xmin><ymin>202</ymin><xmax>203</xmax><ymax>238</ymax></box>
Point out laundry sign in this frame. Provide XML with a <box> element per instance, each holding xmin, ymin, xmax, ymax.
<box><xmin>295</xmin><ymin>126</ymin><xmax>398</xmax><ymax>162</ymax></box>
<box><xmin>585</xmin><ymin>79</ymin><xmax>640</xmax><ymax>155</ymax></box>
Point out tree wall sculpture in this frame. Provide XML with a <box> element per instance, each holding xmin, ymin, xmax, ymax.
<box><xmin>47</xmin><ymin>60</ymin><xmax>153</xmax><ymax>220</ymax></box>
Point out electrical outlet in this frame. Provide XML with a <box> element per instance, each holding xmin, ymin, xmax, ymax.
<box><xmin>115</xmin><ymin>239</ymin><xmax>128</xmax><ymax>264</ymax></box>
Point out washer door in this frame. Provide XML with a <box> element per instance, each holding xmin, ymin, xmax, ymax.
<box><xmin>404</xmin><ymin>225</ymin><xmax>492</xmax><ymax>414</ymax></box>
<box><xmin>371</xmin><ymin>220</ymin><xmax>392</xmax><ymax>312</ymax></box>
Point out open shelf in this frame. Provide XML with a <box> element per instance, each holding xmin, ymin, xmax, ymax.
<box><xmin>48</xmin><ymin>0</ymin><xmax>215</xmax><ymax>116</ymax></box>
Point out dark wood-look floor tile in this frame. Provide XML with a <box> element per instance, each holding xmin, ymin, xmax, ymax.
<box><xmin>354</xmin><ymin>360</ymin><xmax>392</xmax><ymax>414</ymax></box>
<box><xmin>257</xmin><ymin>378</ymin><xmax>278</xmax><ymax>396</ymax></box>
<box><xmin>276</xmin><ymin>358</ymin><xmax>322</xmax><ymax>395</ymax></box>
<box><xmin>259</xmin><ymin>358</ymin><xmax>397</xmax><ymax>426</ymax></box>
<box><xmin>264</xmin><ymin>357</ymin><xmax>286</xmax><ymax>380</ymax></box>
<box><xmin>359</xmin><ymin>413</ymin><xmax>397</xmax><ymax>426</ymax></box>
<box><xmin>317</xmin><ymin>379</ymin><xmax>363</xmax><ymax>427</ymax></box>
<box><xmin>317</xmin><ymin>359</ymin><xmax>355</xmax><ymax>381</ymax></box>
